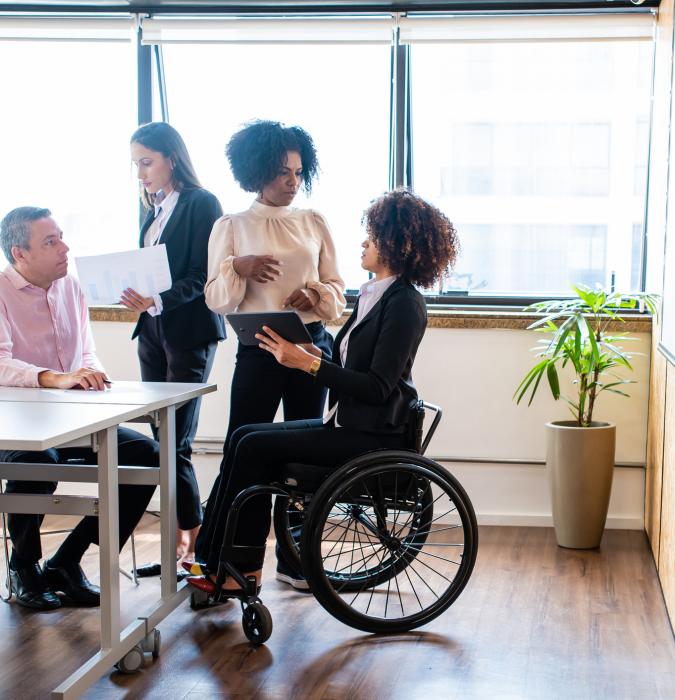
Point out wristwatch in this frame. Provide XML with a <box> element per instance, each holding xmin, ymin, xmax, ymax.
<box><xmin>308</xmin><ymin>358</ymin><xmax>321</xmax><ymax>377</ymax></box>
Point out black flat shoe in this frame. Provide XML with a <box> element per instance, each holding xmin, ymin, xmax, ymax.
<box><xmin>134</xmin><ymin>562</ymin><xmax>162</xmax><ymax>578</ymax></box>
<box><xmin>43</xmin><ymin>559</ymin><xmax>100</xmax><ymax>607</ymax></box>
<box><xmin>136</xmin><ymin>563</ymin><xmax>191</xmax><ymax>582</ymax></box>
<box><xmin>9</xmin><ymin>563</ymin><xmax>61</xmax><ymax>611</ymax></box>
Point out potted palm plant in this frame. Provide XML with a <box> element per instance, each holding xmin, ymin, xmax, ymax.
<box><xmin>514</xmin><ymin>285</ymin><xmax>658</xmax><ymax>549</ymax></box>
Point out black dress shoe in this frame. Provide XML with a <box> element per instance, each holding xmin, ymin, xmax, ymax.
<box><xmin>9</xmin><ymin>563</ymin><xmax>61</xmax><ymax>611</ymax></box>
<box><xmin>43</xmin><ymin>559</ymin><xmax>100</xmax><ymax>607</ymax></box>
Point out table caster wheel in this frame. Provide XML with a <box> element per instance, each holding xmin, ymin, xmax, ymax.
<box><xmin>242</xmin><ymin>602</ymin><xmax>273</xmax><ymax>645</ymax></box>
<box><xmin>151</xmin><ymin>628</ymin><xmax>161</xmax><ymax>659</ymax></box>
<box><xmin>141</xmin><ymin>628</ymin><xmax>161</xmax><ymax>659</ymax></box>
<box><xmin>115</xmin><ymin>645</ymin><xmax>144</xmax><ymax>674</ymax></box>
<box><xmin>190</xmin><ymin>590</ymin><xmax>210</xmax><ymax>610</ymax></box>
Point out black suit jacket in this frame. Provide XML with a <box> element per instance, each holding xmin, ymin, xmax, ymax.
<box><xmin>132</xmin><ymin>188</ymin><xmax>226</xmax><ymax>350</ymax></box>
<box><xmin>317</xmin><ymin>277</ymin><xmax>427</xmax><ymax>433</ymax></box>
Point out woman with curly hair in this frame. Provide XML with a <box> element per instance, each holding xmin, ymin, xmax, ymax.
<box><xmin>188</xmin><ymin>188</ymin><xmax>459</xmax><ymax>594</ymax></box>
<box><xmin>198</xmin><ymin>120</ymin><xmax>345</xmax><ymax>586</ymax></box>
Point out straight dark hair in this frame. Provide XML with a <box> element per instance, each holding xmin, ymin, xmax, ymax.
<box><xmin>131</xmin><ymin>122</ymin><xmax>202</xmax><ymax>209</ymax></box>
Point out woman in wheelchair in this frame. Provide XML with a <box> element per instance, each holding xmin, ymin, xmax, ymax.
<box><xmin>188</xmin><ymin>188</ymin><xmax>459</xmax><ymax>595</ymax></box>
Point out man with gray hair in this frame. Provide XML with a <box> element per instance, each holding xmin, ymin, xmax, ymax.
<box><xmin>0</xmin><ymin>206</ymin><xmax>158</xmax><ymax>611</ymax></box>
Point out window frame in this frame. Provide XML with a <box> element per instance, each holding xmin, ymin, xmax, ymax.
<box><xmin>0</xmin><ymin>8</ymin><xmax>657</xmax><ymax>308</ymax></box>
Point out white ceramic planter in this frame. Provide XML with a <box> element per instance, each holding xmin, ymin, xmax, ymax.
<box><xmin>545</xmin><ymin>420</ymin><xmax>616</xmax><ymax>549</ymax></box>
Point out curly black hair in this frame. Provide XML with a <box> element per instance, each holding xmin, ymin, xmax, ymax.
<box><xmin>226</xmin><ymin>120</ymin><xmax>320</xmax><ymax>195</ymax></box>
<box><xmin>363</xmin><ymin>189</ymin><xmax>459</xmax><ymax>289</ymax></box>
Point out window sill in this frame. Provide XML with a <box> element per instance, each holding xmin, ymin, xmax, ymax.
<box><xmin>89</xmin><ymin>305</ymin><xmax>652</xmax><ymax>333</ymax></box>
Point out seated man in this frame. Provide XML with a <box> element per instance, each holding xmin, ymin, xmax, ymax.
<box><xmin>0</xmin><ymin>206</ymin><xmax>158</xmax><ymax>611</ymax></box>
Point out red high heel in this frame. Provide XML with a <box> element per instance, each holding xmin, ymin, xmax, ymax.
<box><xmin>186</xmin><ymin>574</ymin><xmax>261</xmax><ymax>596</ymax></box>
<box><xmin>186</xmin><ymin>575</ymin><xmax>216</xmax><ymax>594</ymax></box>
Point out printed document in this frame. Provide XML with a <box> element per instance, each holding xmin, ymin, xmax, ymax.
<box><xmin>75</xmin><ymin>245</ymin><xmax>172</xmax><ymax>305</ymax></box>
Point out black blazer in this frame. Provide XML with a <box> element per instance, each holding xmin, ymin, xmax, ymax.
<box><xmin>317</xmin><ymin>277</ymin><xmax>427</xmax><ymax>434</ymax></box>
<box><xmin>132</xmin><ymin>188</ymin><xmax>226</xmax><ymax>350</ymax></box>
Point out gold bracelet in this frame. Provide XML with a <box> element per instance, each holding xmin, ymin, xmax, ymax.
<box><xmin>308</xmin><ymin>358</ymin><xmax>321</xmax><ymax>377</ymax></box>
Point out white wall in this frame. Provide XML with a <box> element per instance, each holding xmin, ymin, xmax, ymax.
<box><xmin>91</xmin><ymin>321</ymin><xmax>650</xmax><ymax>529</ymax></box>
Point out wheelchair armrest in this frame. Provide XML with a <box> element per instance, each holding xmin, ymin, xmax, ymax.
<box><xmin>420</xmin><ymin>401</ymin><xmax>442</xmax><ymax>456</ymax></box>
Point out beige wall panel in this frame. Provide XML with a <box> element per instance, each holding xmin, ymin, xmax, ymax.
<box><xmin>661</xmin><ymin>363</ymin><xmax>675</xmax><ymax>622</ymax></box>
<box><xmin>646</xmin><ymin>321</ymin><xmax>666</xmax><ymax>563</ymax></box>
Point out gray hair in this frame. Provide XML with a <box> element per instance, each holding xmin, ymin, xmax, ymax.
<box><xmin>0</xmin><ymin>206</ymin><xmax>51</xmax><ymax>264</ymax></box>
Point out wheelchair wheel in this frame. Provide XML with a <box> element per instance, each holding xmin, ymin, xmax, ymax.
<box><xmin>241</xmin><ymin>601</ymin><xmax>273</xmax><ymax>645</ymax></box>
<box><xmin>301</xmin><ymin>451</ymin><xmax>478</xmax><ymax>634</ymax></box>
<box><xmin>274</xmin><ymin>482</ymin><xmax>433</xmax><ymax>593</ymax></box>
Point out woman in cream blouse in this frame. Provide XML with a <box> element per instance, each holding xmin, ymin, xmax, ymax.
<box><xmin>198</xmin><ymin>120</ymin><xmax>345</xmax><ymax>587</ymax></box>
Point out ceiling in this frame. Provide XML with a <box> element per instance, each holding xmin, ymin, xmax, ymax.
<box><xmin>0</xmin><ymin>0</ymin><xmax>660</xmax><ymax>14</ymax></box>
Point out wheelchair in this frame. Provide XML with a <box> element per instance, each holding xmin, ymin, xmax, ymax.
<box><xmin>189</xmin><ymin>401</ymin><xmax>478</xmax><ymax>645</ymax></box>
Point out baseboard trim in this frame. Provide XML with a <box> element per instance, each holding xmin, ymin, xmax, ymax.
<box><xmin>474</xmin><ymin>513</ymin><xmax>644</xmax><ymax>529</ymax></box>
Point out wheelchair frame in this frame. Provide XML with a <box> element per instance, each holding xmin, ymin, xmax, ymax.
<box><xmin>189</xmin><ymin>402</ymin><xmax>479</xmax><ymax>645</ymax></box>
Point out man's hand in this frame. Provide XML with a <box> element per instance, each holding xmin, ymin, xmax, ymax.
<box><xmin>233</xmin><ymin>255</ymin><xmax>282</xmax><ymax>283</ymax></box>
<box><xmin>255</xmin><ymin>326</ymin><xmax>316</xmax><ymax>372</ymax></box>
<box><xmin>283</xmin><ymin>287</ymin><xmax>320</xmax><ymax>312</ymax></box>
<box><xmin>38</xmin><ymin>368</ymin><xmax>111</xmax><ymax>391</ymax></box>
<box><xmin>120</xmin><ymin>288</ymin><xmax>155</xmax><ymax>312</ymax></box>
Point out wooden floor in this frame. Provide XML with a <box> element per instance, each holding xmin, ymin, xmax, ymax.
<box><xmin>0</xmin><ymin>517</ymin><xmax>673</xmax><ymax>700</ymax></box>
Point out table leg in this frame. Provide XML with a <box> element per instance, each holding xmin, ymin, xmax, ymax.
<box><xmin>97</xmin><ymin>425</ymin><xmax>120</xmax><ymax>649</ymax></box>
<box><xmin>158</xmin><ymin>405</ymin><xmax>177</xmax><ymax>600</ymax></box>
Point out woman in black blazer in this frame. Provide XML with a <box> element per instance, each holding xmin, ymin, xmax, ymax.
<box><xmin>188</xmin><ymin>189</ymin><xmax>459</xmax><ymax>592</ymax></box>
<box><xmin>122</xmin><ymin>122</ymin><xmax>225</xmax><ymax>566</ymax></box>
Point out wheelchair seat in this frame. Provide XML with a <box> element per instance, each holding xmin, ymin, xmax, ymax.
<box><xmin>280</xmin><ymin>400</ymin><xmax>438</xmax><ymax>494</ymax></box>
<box><xmin>282</xmin><ymin>463</ymin><xmax>333</xmax><ymax>492</ymax></box>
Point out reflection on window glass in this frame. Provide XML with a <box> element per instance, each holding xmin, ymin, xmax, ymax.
<box><xmin>162</xmin><ymin>44</ymin><xmax>390</xmax><ymax>290</ymax></box>
<box><xmin>445</xmin><ymin>224</ymin><xmax>607</xmax><ymax>294</ymax></box>
<box><xmin>412</xmin><ymin>40</ymin><xmax>652</xmax><ymax>295</ymax></box>
<box><xmin>0</xmin><ymin>41</ymin><xmax>137</xmax><ymax>261</ymax></box>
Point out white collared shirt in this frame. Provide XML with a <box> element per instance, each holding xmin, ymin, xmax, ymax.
<box><xmin>143</xmin><ymin>188</ymin><xmax>180</xmax><ymax>316</ymax></box>
<box><xmin>324</xmin><ymin>274</ymin><xmax>397</xmax><ymax>427</ymax></box>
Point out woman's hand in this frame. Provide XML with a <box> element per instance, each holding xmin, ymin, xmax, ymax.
<box><xmin>120</xmin><ymin>288</ymin><xmax>155</xmax><ymax>312</ymax></box>
<box><xmin>256</xmin><ymin>326</ymin><xmax>316</xmax><ymax>372</ymax></box>
<box><xmin>299</xmin><ymin>343</ymin><xmax>322</xmax><ymax>358</ymax></box>
<box><xmin>233</xmin><ymin>255</ymin><xmax>281</xmax><ymax>283</ymax></box>
<box><xmin>283</xmin><ymin>287</ymin><xmax>320</xmax><ymax>312</ymax></box>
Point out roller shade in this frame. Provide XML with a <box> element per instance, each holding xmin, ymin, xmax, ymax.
<box><xmin>399</xmin><ymin>12</ymin><xmax>655</xmax><ymax>44</ymax></box>
<box><xmin>141</xmin><ymin>16</ymin><xmax>394</xmax><ymax>45</ymax></box>
<box><xmin>0</xmin><ymin>17</ymin><xmax>135</xmax><ymax>42</ymax></box>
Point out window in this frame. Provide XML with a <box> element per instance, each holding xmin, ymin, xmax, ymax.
<box><xmin>0</xmin><ymin>31</ymin><xmax>137</xmax><ymax>260</ymax></box>
<box><xmin>160</xmin><ymin>42</ymin><xmax>390</xmax><ymax>291</ymax></box>
<box><xmin>411</xmin><ymin>39</ymin><xmax>653</xmax><ymax>297</ymax></box>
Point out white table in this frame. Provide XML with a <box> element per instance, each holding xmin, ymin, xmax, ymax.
<box><xmin>0</xmin><ymin>381</ymin><xmax>216</xmax><ymax>699</ymax></box>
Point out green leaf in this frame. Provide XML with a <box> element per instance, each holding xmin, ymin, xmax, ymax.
<box><xmin>547</xmin><ymin>363</ymin><xmax>560</xmax><ymax>400</ymax></box>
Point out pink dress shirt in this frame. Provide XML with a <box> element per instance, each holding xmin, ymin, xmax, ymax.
<box><xmin>0</xmin><ymin>266</ymin><xmax>104</xmax><ymax>387</ymax></box>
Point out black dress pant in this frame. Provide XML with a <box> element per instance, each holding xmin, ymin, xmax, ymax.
<box><xmin>196</xmin><ymin>322</ymin><xmax>331</xmax><ymax>559</ymax></box>
<box><xmin>0</xmin><ymin>427</ymin><xmax>158</xmax><ymax>568</ymax></box>
<box><xmin>138</xmin><ymin>315</ymin><xmax>217</xmax><ymax>530</ymax></box>
<box><xmin>197</xmin><ymin>419</ymin><xmax>407</xmax><ymax>572</ymax></box>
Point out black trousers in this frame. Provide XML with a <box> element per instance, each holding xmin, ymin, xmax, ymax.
<box><xmin>138</xmin><ymin>315</ymin><xmax>217</xmax><ymax>531</ymax></box>
<box><xmin>197</xmin><ymin>419</ymin><xmax>407</xmax><ymax>572</ymax></box>
<box><xmin>0</xmin><ymin>427</ymin><xmax>158</xmax><ymax>568</ymax></box>
<box><xmin>196</xmin><ymin>322</ymin><xmax>331</xmax><ymax>558</ymax></box>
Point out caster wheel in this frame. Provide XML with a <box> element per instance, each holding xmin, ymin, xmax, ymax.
<box><xmin>115</xmin><ymin>645</ymin><xmax>144</xmax><ymax>674</ymax></box>
<box><xmin>151</xmin><ymin>628</ymin><xmax>161</xmax><ymax>659</ymax></box>
<box><xmin>242</xmin><ymin>602</ymin><xmax>273</xmax><ymax>645</ymax></box>
<box><xmin>190</xmin><ymin>590</ymin><xmax>210</xmax><ymax>610</ymax></box>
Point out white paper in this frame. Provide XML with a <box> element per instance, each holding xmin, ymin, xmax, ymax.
<box><xmin>75</xmin><ymin>245</ymin><xmax>172</xmax><ymax>305</ymax></box>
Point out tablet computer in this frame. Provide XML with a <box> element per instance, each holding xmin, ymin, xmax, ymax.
<box><xmin>225</xmin><ymin>311</ymin><xmax>313</xmax><ymax>346</ymax></box>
